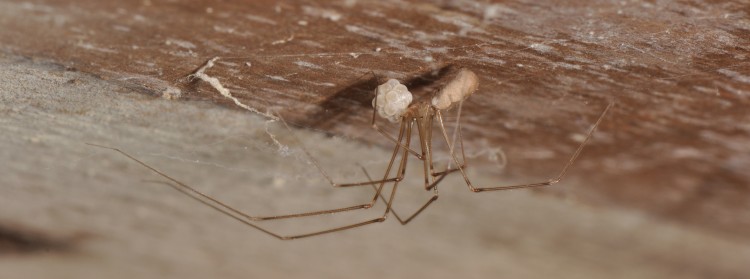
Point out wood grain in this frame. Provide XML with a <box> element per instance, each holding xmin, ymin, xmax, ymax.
<box><xmin>1</xmin><ymin>0</ymin><xmax>748</xmax><ymax>243</ymax></box>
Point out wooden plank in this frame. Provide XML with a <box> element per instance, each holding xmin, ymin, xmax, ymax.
<box><xmin>1</xmin><ymin>0</ymin><xmax>749</xmax><ymax>240</ymax></box>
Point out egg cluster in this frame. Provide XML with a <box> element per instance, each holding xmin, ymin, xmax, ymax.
<box><xmin>372</xmin><ymin>79</ymin><xmax>413</xmax><ymax>123</ymax></box>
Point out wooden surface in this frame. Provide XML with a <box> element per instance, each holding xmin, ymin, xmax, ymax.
<box><xmin>1</xmin><ymin>0</ymin><xmax>749</xmax><ymax>277</ymax></box>
<box><xmin>3</xmin><ymin>54</ymin><xmax>750</xmax><ymax>278</ymax></box>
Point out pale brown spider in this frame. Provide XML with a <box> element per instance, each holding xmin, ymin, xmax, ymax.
<box><xmin>89</xmin><ymin>68</ymin><xmax>612</xmax><ymax>240</ymax></box>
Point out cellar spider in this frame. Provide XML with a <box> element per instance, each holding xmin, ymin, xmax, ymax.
<box><xmin>89</xmin><ymin>68</ymin><xmax>612</xmax><ymax>240</ymax></box>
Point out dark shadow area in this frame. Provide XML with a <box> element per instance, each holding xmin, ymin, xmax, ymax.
<box><xmin>0</xmin><ymin>223</ymin><xmax>74</xmax><ymax>256</ymax></box>
<box><xmin>301</xmin><ymin>65</ymin><xmax>458</xmax><ymax>131</ymax></box>
<box><xmin>297</xmin><ymin>72</ymin><xmax>379</xmax><ymax>131</ymax></box>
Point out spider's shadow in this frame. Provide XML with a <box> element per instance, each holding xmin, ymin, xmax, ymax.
<box><xmin>302</xmin><ymin>65</ymin><xmax>457</xmax><ymax>131</ymax></box>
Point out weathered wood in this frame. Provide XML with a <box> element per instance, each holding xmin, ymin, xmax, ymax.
<box><xmin>1</xmin><ymin>0</ymin><xmax>749</xmax><ymax>255</ymax></box>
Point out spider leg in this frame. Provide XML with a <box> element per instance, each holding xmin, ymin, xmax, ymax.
<box><xmin>356</xmin><ymin>118</ymin><xmax>448</xmax><ymax>225</ymax></box>
<box><xmin>87</xmin><ymin>119</ymin><xmax>410</xmax><ymax>222</ymax></box>
<box><xmin>146</xmin><ymin>177</ymin><xmax>385</xmax><ymax>240</ymax></box>
<box><xmin>370</xmin><ymin>93</ymin><xmax>423</xmax><ymax>159</ymax></box>
<box><xmin>416</xmin><ymin>114</ymin><xmax>460</xmax><ymax>189</ymax></box>
<box><xmin>243</xmin><ymin>120</ymin><xmax>413</xmax><ymax>220</ymax></box>
<box><xmin>267</xmin><ymin>125</ymin><xmax>413</xmax><ymax>239</ymax></box>
<box><xmin>278</xmin><ymin>115</ymin><xmax>407</xmax><ymax>188</ymax></box>
<box><xmin>434</xmin><ymin>102</ymin><xmax>613</xmax><ymax>192</ymax></box>
<box><xmin>416</xmin><ymin>116</ymin><xmax>434</xmax><ymax>189</ymax></box>
<box><xmin>86</xmin><ymin>124</ymin><xmax>413</xmax><ymax>239</ymax></box>
<box><xmin>362</xmin><ymin>166</ymin><xmax>447</xmax><ymax>225</ymax></box>
<box><xmin>424</xmin><ymin>103</ymin><xmax>467</xmax><ymax>190</ymax></box>
<box><xmin>147</xmin><ymin>178</ymin><xmax>376</xmax><ymax>220</ymax></box>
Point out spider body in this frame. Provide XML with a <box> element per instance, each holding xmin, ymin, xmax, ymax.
<box><xmin>378</xmin><ymin>68</ymin><xmax>479</xmax><ymax>121</ymax></box>
<box><xmin>402</xmin><ymin>101</ymin><xmax>432</xmax><ymax>119</ymax></box>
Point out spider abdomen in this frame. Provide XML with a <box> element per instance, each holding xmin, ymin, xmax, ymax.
<box><xmin>431</xmin><ymin>68</ymin><xmax>479</xmax><ymax>110</ymax></box>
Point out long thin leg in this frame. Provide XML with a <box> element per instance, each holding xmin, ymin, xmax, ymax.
<box><xmin>359</xmin><ymin>116</ymin><xmax>448</xmax><ymax>224</ymax></box>
<box><xmin>278</xmin><ymin>115</ymin><xmax>408</xmax><ymax>188</ymax></box>
<box><xmin>86</xmin><ymin>121</ymin><xmax>408</xmax><ymax>221</ymax></box>
<box><xmin>430</xmin><ymin>123</ymin><xmax>467</xmax><ymax>179</ymax></box>
<box><xmin>425</xmin><ymin>104</ymin><xmax>467</xmax><ymax>190</ymax></box>
<box><xmin>86</xmin><ymin>125</ymin><xmax>413</xmax><ymax>239</ymax></box>
<box><xmin>144</xmin><ymin>179</ymin><xmax>373</xmax><ymax>221</ymax></box>
<box><xmin>370</xmin><ymin>93</ymin><xmax>423</xmax><ymax>159</ymax></box>
<box><xmin>416</xmin><ymin>114</ymin><xmax>462</xmax><ymax>189</ymax></box>
<box><xmin>360</xmin><ymin>111</ymin><xmax>461</xmax><ymax>224</ymax></box>
<box><xmin>415</xmin><ymin>117</ymin><xmax>433</xmax><ymax>189</ymax></box>
<box><xmin>86</xmin><ymin>143</ymin><xmax>288</xmax><ymax>239</ymax></box>
<box><xmin>257</xmin><ymin>121</ymin><xmax>415</xmax><ymax>220</ymax></box>
<box><xmin>245</xmin><ymin>120</ymin><xmax>412</xmax><ymax>220</ymax></box>
<box><xmin>436</xmin><ymin>102</ymin><xmax>613</xmax><ymax>192</ymax></box>
<box><xmin>283</xmin><ymin>124</ymin><xmax>414</xmax><ymax>239</ymax></box>
<box><xmin>389</xmin><ymin>115</ymin><xmax>450</xmax><ymax>223</ymax></box>
<box><xmin>363</xmin><ymin>167</ymin><xmax>446</xmax><ymax>225</ymax></box>
<box><xmin>367</xmin><ymin>112</ymin><xmax>461</xmax><ymax>223</ymax></box>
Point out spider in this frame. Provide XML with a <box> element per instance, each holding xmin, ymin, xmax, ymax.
<box><xmin>89</xmin><ymin>68</ymin><xmax>613</xmax><ymax>240</ymax></box>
